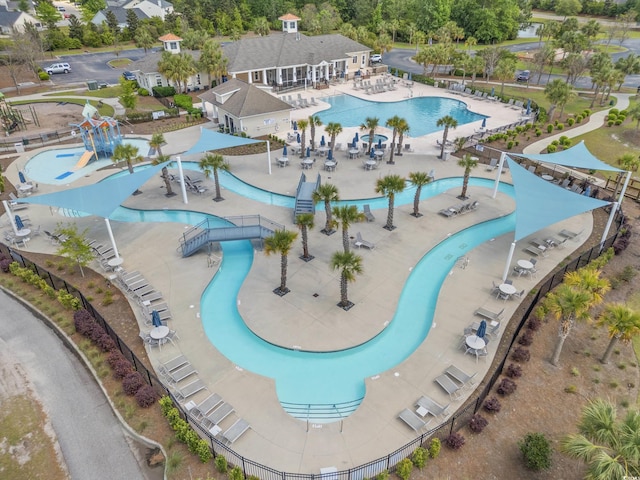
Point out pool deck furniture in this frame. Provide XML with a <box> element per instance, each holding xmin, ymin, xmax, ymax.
<box><xmin>158</xmin><ymin>354</ymin><xmax>189</xmax><ymax>376</ymax></box>
<box><xmin>398</xmin><ymin>408</ymin><xmax>430</xmax><ymax>432</ymax></box>
<box><xmin>434</xmin><ymin>373</ymin><xmax>462</xmax><ymax>400</ymax></box>
<box><xmin>203</xmin><ymin>402</ymin><xmax>235</xmax><ymax>431</ymax></box>
<box><xmin>174</xmin><ymin>378</ymin><xmax>207</xmax><ymax>402</ymax></box>
<box><xmin>416</xmin><ymin>396</ymin><xmax>450</xmax><ymax>419</ymax></box>
<box><xmin>222</xmin><ymin>418</ymin><xmax>251</xmax><ymax>444</ymax></box>
<box><xmin>354</xmin><ymin>232</ymin><xmax>374</xmax><ymax>249</ymax></box>
<box><xmin>444</xmin><ymin>365</ymin><xmax>477</xmax><ymax>390</ymax></box>
<box><xmin>190</xmin><ymin>393</ymin><xmax>223</xmax><ymax>420</ymax></box>
<box><xmin>559</xmin><ymin>228</ymin><xmax>583</xmax><ymax>239</ymax></box>
<box><xmin>166</xmin><ymin>363</ymin><xmax>197</xmax><ymax>384</ymax></box>
<box><xmin>363</xmin><ymin>205</ymin><xmax>375</xmax><ymax>222</ymax></box>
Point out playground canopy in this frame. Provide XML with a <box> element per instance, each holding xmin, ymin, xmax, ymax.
<box><xmin>183</xmin><ymin>128</ymin><xmax>262</xmax><ymax>156</ymax></box>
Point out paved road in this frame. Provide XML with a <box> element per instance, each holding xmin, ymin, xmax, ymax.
<box><xmin>0</xmin><ymin>289</ymin><xmax>147</xmax><ymax>480</ymax></box>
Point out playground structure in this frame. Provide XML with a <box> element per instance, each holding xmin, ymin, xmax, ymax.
<box><xmin>0</xmin><ymin>92</ymin><xmax>31</xmax><ymax>135</ymax></box>
<box><xmin>71</xmin><ymin>101</ymin><xmax>123</xmax><ymax>160</ymax></box>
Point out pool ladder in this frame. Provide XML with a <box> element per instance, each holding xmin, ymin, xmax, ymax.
<box><xmin>455</xmin><ymin>255</ymin><xmax>470</xmax><ymax>269</ymax></box>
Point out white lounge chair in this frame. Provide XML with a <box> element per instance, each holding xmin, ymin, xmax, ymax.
<box><xmin>174</xmin><ymin>378</ymin><xmax>207</xmax><ymax>401</ymax></box>
<box><xmin>444</xmin><ymin>365</ymin><xmax>477</xmax><ymax>389</ymax></box>
<box><xmin>354</xmin><ymin>232</ymin><xmax>374</xmax><ymax>249</ymax></box>
<box><xmin>363</xmin><ymin>205</ymin><xmax>375</xmax><ymax>222</ymax></box>
<box><xmin>167</xmin><ymin>363</ymin><xmax>197</xmax><ymax>384</ymax></box>
<box><xmin>398</xmin><ymin>408</ymin><xmax>429</xmax><ymax>432</ymax></box>
<box><xmin>416</xmin><ymin>396</ymin><xmax>450</xmax><ymax>419</ymax></box>
<box><xmin>158</xmin><ymin>354</ymin><xmax>189</xmax><ymax>376</ymax></box>
<box><xmin>434</xmin><ymin>374</ymin><xmax>462</xmax><ymax>400</ymax></box>
<box><xmin>222</xmin><ymin>418</ymin><xmax>251</xmax><ymax>444</ymax></box>
<box><xmin>203</xmin><ymin>402</ymin><xmax>235</xmax><ymax>431</ymax></box>
<box><xmin>190</xmin><ymin>393</ymin><xmax>223</xmax><ymax>420</ymax></box>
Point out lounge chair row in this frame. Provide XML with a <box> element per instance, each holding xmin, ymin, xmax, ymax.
<box><xmin>438</xmin><ymin>201</ymin><xmax>479</xmax><ymax>218</ymax></box>
<box><xmin>435</xmin><ymin>365</ymin><xmax>477</xmax><ymax>400</ymax></box>
<box><xmin>8</xmin><ymin>192</ymin><xmax>29</xmax><ymax>211</ymax></box>
<box><xmin>114</xmin><ymin>269</ymin><xmax>170</xmax><ymax>321</ymax></box>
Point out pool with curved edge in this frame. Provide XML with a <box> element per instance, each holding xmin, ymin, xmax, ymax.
<box><xmin>110</xmin><ymin>175</ymin><xmax>515</xmax><ymax>418</ymax></box>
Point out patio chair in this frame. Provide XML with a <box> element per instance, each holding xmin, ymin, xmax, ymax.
<box><xmin>416</xmin><ymin>396</ymin><xmax>450</xmax><ymax>419</ymax></box>
<box><xmin>166</xmin><ymin>363</ymin><xmax>197</xmax><ymax>384</ymax></box>
<box><xmin>354</xmin><ymin>232</ymin><xmax>374</xmax><ymax>249</ymax></box>
<box><xmin>486</xmin><ymin>158</ymin><xmax>498</xmax><ymax>171</ymax></box>
<box><xmin>310</xmin><ymin>97</ymin><xmax>318</xmax><ymax>106</ymax></box>
<box><xmin>203</xmin><ymin>403</ymin><xmax>235</xmax><ymax>431</ymax></box>
<box><xmin>174</xmin><ymin>378</ymin><xmax>207</xmax><ymax>402</ymax></box>
<box><xmin>513</xmin><ymin>289</ymin><xmax>525</xmax><ymax>299</ymax></box>
<box><xmin>444</xmin><ymin>365</ymin><xmax>477</xmax><ymax>389</ymax></box>
<box><xmin>559</xmin><ymin>228</ymin><xmax>583</xmax><ymax>239</ymax></box>
<box><xmin>158</xmin><ymin>354</ymin><xmax>189</xmax><ymax>376</ymax></box>
<box><xmin>403</xmin><ymin>144</ymin><xmax>414</xmax><ymax>153</ymax></box>
<box><xmin>363</xmin><ymin>205</ymin><xmax>375</xmax><ymax>222</ymax></box>
<box><xmin>190</xmin><ymin>393</ymin><xmax>223</xmax><ymax>420</ymax></box>
<box><xmin>474</xmin><ymin>306</ymin><xmax>504</xmax><ymax>321</ymax></box>
<box><xmin>398</xmin><ymin>408</ymin><xmax>430</xmax><ymax>432</ymax></box>
<box><xmin>434</xmin><ymin>373</ymin><xmax>462</xmax><ymax>400</ymax></box>
<box><xmin>222</xmin><ymin>418</ymin><xmax>251</xmax><ymax>444</ymax></box>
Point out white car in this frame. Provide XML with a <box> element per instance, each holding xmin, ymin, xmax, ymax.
<box><xmin>45</xmin><ymin>63</ymin><xmax>71</xmax><ymax>74</ymax></box>
<box><xmin>370</xmin><ymin>54</ymin><xmax>382</xmax><ymax>64</ymax></box>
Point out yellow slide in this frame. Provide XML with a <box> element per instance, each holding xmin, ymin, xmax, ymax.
<box><xmin>73</xmin><ymin>150</ymin><xmax>94</xmax><ymax>170</ymax></box>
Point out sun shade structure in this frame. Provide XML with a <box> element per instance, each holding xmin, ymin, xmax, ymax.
<box><xmin>513</xmin><ymin>141</ymin><xmax>624</xmax><ymax>173</ymax></box>
<box><xmin>183</xmin><ymin>128</ymin><xmax>262</xmax><ymax>156</ymax></box>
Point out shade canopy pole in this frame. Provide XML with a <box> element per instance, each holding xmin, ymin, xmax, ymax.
<box><xmin>267</xmin><ymin>141</ymin><xmax>272</xmax><ymax>175</ymax></box>
<box><xmin>176</xmin><ymin>156</ymin><xmax>188</xmax><ymax>205</ymax></box>
<box><xmin>617</xmin><ymin>170</ymin><xmax>632</xmax><ymax>206</ymax></box>
<box><xmin>492</xmin><ymin>152</ymin><xmax>506</xmax><ymax>199</ymax></box>
<box><xmin>104</xmin><ymin>218</ymin><xmax>120</xmax><ymax>259</ymax></box>
<box><xmin>600</xmin><ymin>202</ymin><xmax>618</xmax><ymax>251</ymax></box>
<box><xmin>3</xmin><ymin>200</ymin><xmax>18</xmax><ymax>235</ymax></box>
<box><xmin>502</xmin><ymin>241</ymin><xmax>516</xmax><ymax>282</ymax></box>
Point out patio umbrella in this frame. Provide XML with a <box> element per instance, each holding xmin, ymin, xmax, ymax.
<box><xmin>151</xmin><ymin>310</ymin><xmax>162</xmax><ymax>327</ymax></box>
<box><xmin>584</xmin><ymin>186</ymin><xmax>592</xmax><ymax>197</ymax></box>
<box><xmin>18</xmin><ymin>171</ymin><xmax>26</xmax><ymax>184</ymax></box>
<box><xmin>306</xmin><ymin>147</ymin><xmax>311</xmax><ymax>158</ymax></box>
<box><xmin>490</xmin><ymin>87</ymin><xmax>495</xmax><ymax>97</ymax></box>
<box><xmin>370</xmin><ymin>148</ymin><xmax>375</xmax><ymax>158</ymax></box>
<box><xmin>320</xmin><ymin>136</ymin><xmax>325</xmax><ymax>146</ymax></box>
<box><xmin>354</xmin><ymin>132</ymin><xmax>359</xmax><ymax>143</ymax></box>
<box><xmin>353</xmin><ymin>137</ymin><xmax>358</xmax><ymax>148</ymax></box>
<box><xmin>476</xmin><ymin>320</ymin><xmax>487</xmax><ymax>339</ymax></box>
<box><xmin>377</xmin><ymin>138</ymin><xmax>382</xmax><ymax>149</ymax></box>
<box><xmin>283</xmin><ymin>145</ymin><xmax>288</xmax><ymax>157</ymax></box>
<box><xmin>408</xmin><ymin>72</ymin><xmax>412</xmax><ymax>81</ymax></box>
<box><xmin>481</xmin><ymin>118</ymin><xmax>487</xmax><ymax>129</ymax></box>
<box><xmin>293</xmin><ymin>121</ymin><xmax>298</xmax><ymax>131</ymax></box>
<box><xmin>525</xmin><ymin>99</ymin><xmax>531</xmax><ymax>115</ymax></box>
<box><xmin>297</xmin><ymin>133</ymin><xmax>301</xmax><ymax>143</ymax></box>
<box><xmin>15</xmin><ymin>215</ymin><xmax>24</xmax><ymax>230</ymax></box>
<box><xmin>327</xmin><ymin>149</ymin><xmax>333</xmax><ymax>161</ymax></box>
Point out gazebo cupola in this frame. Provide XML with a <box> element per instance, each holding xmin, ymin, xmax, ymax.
<box><xmin>158</xmin><ymin>33</ymin><xmax>183</xmax><ymax>54</ymax></box>
<box><xmin>278</xmin><ymin>13</ymin><xmax>300</xmax><ymax>34</ymax></box>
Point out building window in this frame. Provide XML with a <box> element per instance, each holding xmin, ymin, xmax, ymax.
<box><xmin>170</xmin><ymin>42</ymin><xmax>177</xmax><ymax>50</ymax></box>
<box><xmin>155</xmin><ymin>75</ymin><xmax>163</xmax><ymax>87</ymax></box>
<box><xmin>253</xmin><ymin>71</ymin><xmax>260</xmax><ymax>81</ymax></box>
<box><xmin>283</xmin><ymin>21</ymin><xmax>288</xmax><ymax>29</ymax></box>
<box><xmin>352</xmin><ymin>56</ymin><xmax>357</xmax><ymax>64</ymax></box>
<box><xmin>362</xmin><ymin>55</ymin><xmax>366</xmax><ymax>64</ymax></box>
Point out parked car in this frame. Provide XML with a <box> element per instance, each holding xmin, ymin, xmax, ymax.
<box><xmin>63</xmin><ymin>13</ymin><xmax>71</xmax><ymax>18</ymax></box>
<box><xmin>122</xmin><ymin>71</ymin><xmax>137</xmax><ymax>81</ymax></box>
<box><xmin>45</xmin><ymin>63</ymin><xmax>71</xmax><ymax>74</ymax></box>
<box><xmin>516</xmin><ymin>70</ymin><xmax>530</xmax><ymax>82</ymax></box>
<box><xmin>370</xmin><ymin>54</ymin><xmax>382</xmax><ymax>64</ymax></box>
<box><xmin>56</xmin><ymin>5</ymin><xmax>65</xmax><ymax>11</ymax></box>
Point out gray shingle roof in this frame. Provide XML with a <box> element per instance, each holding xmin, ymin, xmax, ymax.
<box><xmin>198</xmin><ymin>78</ymin><xmax>291</xmax><ymax>118</ymax></box>
<box><xmin>222</xmin><ymin>33</ymin><xmax>370</xmax><ymax>73</ymax></box>
<box><xmin>97</xmin><ymin>6</ymin><xmax>148</xmax><ymax>23</ymax></box>
<box><xmin>129</xmin><ymin>49</ymin><xmax>201</xmax><ymax>74</ymax></box>
<box><xmin>0</xmin><ymin>6</ymin><xmax>23</xmax><ymax>27</ymax></box>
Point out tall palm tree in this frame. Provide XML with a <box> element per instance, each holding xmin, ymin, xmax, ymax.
<box><xmin>436</xmin><ymin>115</ymin><xmax>458</xmax><ymax>160</ymax></box>
<box><xmin>613</xmin><ymin>153</ymin><xmax>640</xmax><ymax>197</ymax></box>
<box><xmin>544</xmin><ymin>284</ymin><xmax>593</xmax><ymax>366</ymax></box>
<box><xmin>408</xmin><ymin>172</ymin><xmax>431</xmax><ymax>217</ymax></box>
<box><xmin>564</xmin><ymin>268</ymin><xmax>611</xmax><ymax>307</ymax></box>
<box><xmin>332</xmin><ymin>205</ymin><xmax>365</xmax><ymax>253</ymax></box>
<box><xmin>198</xmin><ymin>38</ymin><xmax>228</xmax><ymax>87</ymax></box>
<box><xmin>395</xmin><ymin>118</ymin><xmax>410</xmax><ymax>156</ymax></box>
<box><xmin>295</xmin><ymin>213</ymin><xmax>315</xmax><ymax>261</ymax></box>
<box><xmin>149</xmin><ymin>133</ymin><xmax>174</xmax><ymax>196</ymax></box>
<box><xmin>312</xmin><ymin>183</ymin><xmax>339</xmax><ymax>235</ymax></box>
<box><xmin>561</xmin><ymin>399</ymin><xmax>640</xmax><ymax>479</ymax></box>
<box><xmin>325</xmin><ymin>122</ymin><xmax>343</xmax><ymax>156</ymax></box>
<box><xmin>385</xmin><ymin>115</ymin><xmax>403</xmax><ymax>164</ymax></box>
<box><xmin>112</xmin><ymin>143</ymin><xmax>143</xmax><ymax>175</ymax></box>
<box><xmin>330</xmin><ymin>250</ymin><xmax>363</xmax><ymax>310</ymax></box>
<box><xmin>360</xmin><ymin>116</ymin><xmax>379</xmax><ymax>153</ymax></box>
<box><xmin>264</xmin><ymin>229</ymin><xmax>298</xmax><ymax>296</ymax></box>
<box><xmin>457</xmin><ymin>154</ymin><xmax>479</xmax><ymax>199</ymax></box>
<box><xmin>597</xmin><ymin>303</ymin><xmax>640</xmax><ymax>364</ymax></box>
<box><xmin>297</xmin><ymin>118</ymin><xmax>309</xmax><ymax>158</ymax></box>
<box><xmin>308</xmin><ymin>115</ymin><xmax>322</xmax><ymax>150</ymax></box>
<box><xmin>375</xmin><ymin>174</ymin><xmax>406</xmax><ymax>230</ymax></box>
<box><xmin>199</xmin><ymin>153</ymin><xmax>230</xmax><ymax>201</ymax></box>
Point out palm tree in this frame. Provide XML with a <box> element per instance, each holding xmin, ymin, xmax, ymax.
<box><xmin>544</xmin><ymin>79</ymin><xmax>574</xmax><ymax>120</ymax></box>
<box><xmin>395</xmin><ymin>118</ymin><xmax>410</xmax><ymax>156</ymax></box>
<box><xmin>297</xmin><ymin>118</ymin><xmax>309</xmax><ymax>158</ymax></box>
<box><xmin>408</xmin><ymin>172</ymin><xmax>431</xmax><ymax>217</ymax></box>
<box><xmin>295</xmin><ymin>213</ymin><xmax>315</xmax><ymax>261</ymax></box>
<box><xmin>199</xmin><ymin>153</ymin><xmax>230</xmax><ymax>201</ymax></box>
<box><xmin>330</xmin><ymin>250</ymin><xmax>363</xmax><ymax>310</ymax></box>
<box><xmin>563</xmin><ymin>268</ymin><xmax>611</xmax><ymax>307</ymax></box>
<box><xmin>613</xmin><ymin>153</ymin><xmax>640</xmax><ymax>197</ymax></box>
<box><xmin>332</xmin><ymin>205</ymin><xmax>365</xmax><ymax>253</ymax></box>
<box><xmin>198</xmin><ymin>38</ymin><xmax>228</xmax><ymax>87</ymax></box>
<box><xmin>308</xmin><ymin>115</ymin><xmax>322</xmax><ymax>150</ymax></box>
<box><xmin>385</xmin><ymin>115</ymin><xmax>403</xmax><ymax>164</ymax></box>
<box><xmin>325</xmin><ymin>122</ymin><xmax>342</xmax><ymax>156</ymax></box>
<box><xmin>148</xmin><ymin>133</ymin><xmax>174</xmax><ymax>196</ymax></box>
<box><xmin>312</xmin><ymin>183</ymin><xmax>339</xmax><ymax>235</ymax></box>
<box><xmin>360</xmin><ymin>116</ymin><xmax>379</xmax><ymax>153</ymax></box>
<box><xmin>597</xmin><ymin>303</ymin><xmax>640</xmax><ymax>364</ymax></box>
<box><xmin>544</xmin><ymin>284</ymin><xmax>593</xmax><ymax>366</ymax></box>
<box><xmin>375</xmin><ymin>174</ymin><xmax>406</xmax><ymax>230</ymax></box>
<box><xmin>112</xmin><ymin>143</ymin><xmax>143</xmax><ymax>175</ymax></box>
<box><xmin>457</xmin><ymin>154</ymin><xmax>479</xmax><ymax>199</ymax></box>
<box><xmin>264</xmin><ymin>229</ymin><xmax>298</xmax><ymax>296</ymax></box>
<box><xmin>561</xmin><ymin>399</ymin><xmax>640</xmax><ymax>479</ymax></box>
<box><xmin>436</xmin><ymin>115</ymin><xmax>458</xmax><ymax>160</ymax></box>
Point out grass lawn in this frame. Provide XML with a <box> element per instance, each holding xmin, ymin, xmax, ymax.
<box><xmin>43</xmin><ymin>86</ymin><xmax>123</xmax><ymax>99</ymax></box>
<box><xmin>9</xmin><ymin>98</ymin><xmax>115</xmax><ymax>117</ymax></box>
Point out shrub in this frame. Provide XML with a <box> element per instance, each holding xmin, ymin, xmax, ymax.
<box><xmin>122</xmin><ymin>372</ymin><xmax>145</xmax><ymax>395</ymax></box>
<box><xmin>567</xmin><ymin>118</ymin><xmax>575</xmax><ymax>126</ymax></box>
<box><xmin>546</xmin><ymin>124</ymin><xmax>553</xmax><ymax>133</ymax></box>
<box><xmin>412</xmin><ymin>446</ymin><xmax>428</xmax><ymax>469</ymax></box>
<box><xmin>497</xmin><ymin>377</ymin><xmax>517</xmax><ymax>395</ymax></box>
<box><xmin>113</xmin><ymin>358</ymin><xmax>133</xmax><ymax>380</ymax></box>
<box><xmin>575</xmin><ymin>114</ymin><xmax>583</xmax><ymax>123</ymax></box>
<box><xmin>107</xmin><ymin>350</ymin><xmax>125</xmax><ymax>368</ymax></box>
<box><xmin>375</xmin><ymin>470</ymin><xmax>389</xmax><ymax>480</ymax></box>
<box><xmin>512</xmin><ymin>346</ymin><xmax>531</xmax><ymax>362</ymax></box>
<box><xmin>546</xmin><ymin>144</ymin><xmax>557</xmax><ymax>153</ymax></box>
<box><xmin>0</xmin><ymin>258</ymin><xmax>12</xmax><ymax>272</ymax></box>
<box><xmin>428</xmin><ymin>438</ymin><xmax>441</xmax><ymax>458</ymax></box>
<box><xmin>619</xmin><ymin>265</ymin><xmax>637</xmax><ymax>282</ymax></box>
<box><xmin>609</xmin><ymin>108</ymin><xmax>619</xmax><ymax>115</ymax></box>
<box><xmin>527</xmin><ymin>317</ymin><xmax>541</xmax><ymax>331</ymax></box>
<box><xmin>519</xmin><ymin>433</ymin><xmax>552</xmax><ymax>470</ymax></box>
<box><xmin>535</xmin><ymin>129</ymin><xmax>542</xmax><ymax>137</ymax></box>
<box><xmin>95</xmin><ymin>332</ymin><xmax>116</xmax><ymax>352</ymax></box>
<box><xmin>507</xmin><ymin>141</ymin><xmax>514</xmax><ymax>149</ymax></box>
<box><xmin>444</xmin><ymin>432</ymin><xmax>465</xmax><ymax>450</ymax></box>
<box><xmin>483</xmin><ymin>396</ymin><xmax>501</xmax><ymax>413</ymax></box>
<box><xmin>518</xmin><ymin>330</ymin><xmax>534</xmax><ymax>346</ymax></box>
<box><xmin>468</xmin><ymin>414</ymin><xmax>488</xmax><ymax>433</ymax></box>
<box><xmin>506</xmin><ymin>363</ymin><xmax>523</xmax><ymax>378</ymax></box>
<box><xmin>215</xmin><ymin>454</ymin><xmax>228</xmax><ymax>473</ymax></box>
<box><xmin>556</xmin><ymin>123</ymin><xmax>564</xmax><ymax>130</ymax></box>
<box><xmin>135</xmin><ymin>385</ymin><xmax>158</xmax><ymax>408</ymax></box>
<box><xmin>73</xmin><ymin>309</ymin><xmax>95</xmax><ymax>335</ymax></box>
<box><xmin>229</xmin><ymin>465</ymin><xmax>244</xmax><ymax>480</ymax></box>
<box><xmin>613</xmin><ymin>237</ymin><xmax>630</xmax><ymax>254</ymax></box>
<box><xmin>152</xmin><ymin>85</ymin><xmax>176</xmax><ymax>97</ymax></box>
<box><xmin>395</xmin><ymin>458</ymin><xmax>413</xmax><ymax>480</ymax></box>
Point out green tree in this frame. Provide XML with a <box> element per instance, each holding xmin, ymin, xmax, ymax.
<box><xmin>199</xmin><ymin>153</ymin><xmax>230</xmax><ymax>201</ymax></box>
<box><xmin>613</xmin><ymin>153</ymin><xmax>640</xmax><ymax>197</ymax></box>
<box><xmin>254</xmin><ymin>16</ymin><xmax>270</xmax><ymax>36</ymax></box>
<box><xmin>563</xmin><ymin>268</ymin><xmax>610</xmax><ymax>307</ymax></box>
<box><xmin>112</xmin><ymin>143</ymin><xmax>143</xmax><ymax>175</ymax></box>
<box><xmin>385</xmin><ymin>115</ymin><xmax>403</xmax><ymax>164</ymax></box>
<box><xmin>296</xmin><ymin>213</ymin><xmax>315</xmax><ymax>261</ymax></box>
<box><xmin>375</xmin><ymin>174</ymin><xmax>406</xmax><ymax>230</ymax></box>
<box><xmin>55</xmin><ymin>223</ymin><xmax>95</xmax><ymax>277</ymax></box>
<box><xmin>35</xmin><ymin>1</ymin><xmax>62</xmax><ymax>27</ymax></box>
<box><xmin>555</xmin><ymin>0</ymin><xmax>582</xmax><ymax>18</ymax></box>
<box><xmin>360</xmin><ymin>116</ymin><xmax>380</xmax><ymax>154</ymax></box>
<box><xmin>561</xmin><ymin>399</ymin><xmax>640</xmax><ymax>479</ymax></box>
<box><xmin>395</xmin><ymin>118</ymin><xmax>410</xmax><ymax>156</ymax></box>
<box><xmin>330</xmin><ymin>250</ymin><xmax>363</xmax><ymax>310</ymax></box>
<box><xmin>495</xmin><ymin>57</ymin><xmax>517</xmax><ymax>96</ymax></box>
<box><xmin>312</xmin><ymin>183</ymin><xmax>340</xmax><ymax>235</ymax></box>
<box><xmin>436</xmin><ymin>115</ymin><xmax>458</xmax><ymax>160</ymax></box>
<box><xmin>544</xmin><ymin>79</ymin><xmax>574</xmax><ymax>120</ymax></box>
<box><xmin>158</xmin><ymin>51</ymin><xmax>196</xmax><ymax>93</ymax></box>
<box><xmin>544</xmin><ymin>284</ymin><xmax>593</xmax><ymax>366</ymax></box>
<box><xmin>119</xmin><ymin>76</ymin><xmax>137</xmax><ymax>110</ymax></box>
<box><xmin>297</xmin><ymin>118</ymin><xmax>309</xmax><ymax>159</ymax></box>
<box><xmin>149</xmin><ymin>133</ymin><xmax>174</xmax><ymax>197</ymax></box>
<box><xmin>136</xmin><ymin>26</ymin><xmax>155</xmax><ymax>54</ymax></box>
<box><xmin>308</xmin><ymin>115</ymin><xmax>322</xmax><ymax>151</ymax></box>
<box><xmin>198</xmin><ymin>39</ymin><xmax>227</xmax><ymax>88</ymax></box>
<box><xmin>325</xmin><ymin>122</ymin><xmax>343</xmax><ymax>157</ymax></box>
<box><xmin>332</xmin><ymin>205</ymin><xmax>364</xmax><ymax>253</ymax></box>
<box><xmin>125</xmin><ymin>8</ymin><xmax>139</xmax><ymax>37</ymax></box>
<box><xmin>408</xmin><ymin>172</ymin><xmax>431</xmax><ymax>217</ymax></box>
<box><xmin>597</xmin><ymin>303</ymin><xmax>640</xmax><ymax>364</ymax></box>
<box><xmin>457</xmin><ymin>154</ymin><xmax>479</xmax><ymax>199</ymax></box>
<box><xmin>264</xmin><ymin>229</ymin><xmax>298</xmax><ymax>296</ymax></box>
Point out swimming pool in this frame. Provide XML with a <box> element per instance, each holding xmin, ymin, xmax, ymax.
<box><xmin>316</xmin><ymin>95</ymin><xmax>487</xmax><ymax>137</ymax></box>
<box><xmin>24</xmin><ymin>138</ymin><xmax>150</xmax><ymax>185</ymax></box>
<box><xmin>110</xmin><ymin>172</ymin><xmax>515</xmax><ymax>419</ymax></box>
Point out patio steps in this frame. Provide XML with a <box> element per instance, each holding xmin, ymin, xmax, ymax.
<box><xmin>293</xmin><ymin>173</ymin><xmax>320</xmax><ymax>220</ymax></box>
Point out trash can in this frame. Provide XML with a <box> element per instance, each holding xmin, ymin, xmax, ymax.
<box><xmin>443</xmin><ymin>151</ymin><xmax>450</xmax><ymax>161</ymax></box>
<box><xmin>87</xmin><ymin>80</ymin><xmax>98</xmax><ymax>91</ymax></box>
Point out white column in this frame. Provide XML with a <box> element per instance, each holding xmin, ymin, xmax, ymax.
<box><xmin>247</xmin><ymin>71</ymin><xmax>252</xmax><ymax>84</ymax></box>
<box><xmin>600</xmin><ymin>201</ymin><xmax>618</xmax><ymax>251</ymax></box>
<box><xmin>104</xmin><ymin>218</ymin><xmax>120</xmax><ymax>259</ymax></box>
<box><xmin>176</xmin><ymin>155</ymin><xmax>188</xmax><ymax>205</ymax></box>
<box><xmin>267</xmin><ymin>141</ymin><xmax>271</xmax><ymax>175</ymax></box>
<box><xmin>263</xmin><ymin>69</ymin><xmax>268</xmax><ymax>85</ymax></box>
<box><xmin>3</xmin><ymin>200</ymin><xmax>18</xmax><ymax>235</ymax></box>
<box><xmin>277</xmin><ymin>67</ymin><xmax>282</xmax><ymax>85</ymax></box>
<box><xmin>492</xmin><ymin>152</ymin><xmax>506</xmax><ymax>199</ymax></box>
<box><xmin>617</xmin><ymin>171</ymin><xmax>632</xmax><ymax>206</ymax></box>
<box><xmin>502</xmin><ymin>241</ymin><xmax>516</xmax><ymax>282</ymax></box>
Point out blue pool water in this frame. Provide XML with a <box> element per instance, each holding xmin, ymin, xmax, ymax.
<box><xmin>109</xmin><ymin>172</ymin><xmax>515</xmax><ymax>416</ymax></box>
<box><xmin>316</xmin><ymin>95</ymin><xmax>487</xmax><ymax>137</ymax></box>
<box><xmin>361</xmin><ymin>134</ymin><xmax>388</xmax><ymax>144</ymax></box>
<box><xmin>24</xmin><ymin>138</ymin><xmax>150</xmax><ymax>185</ymax></box>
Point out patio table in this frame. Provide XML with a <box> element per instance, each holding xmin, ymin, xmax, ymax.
<box><xmin>517</xmin><ymin>259</ymin><xmax>533</xmax><ymax>270</ymax></box>
<box><xmin>465</xmin><ymin>335</ymin><xmax>486</xmax><ymax>350</ymax></box>
<box><xmin>150</xmin><ymin>325</ymin><xmax>169</xmax><ymax>340</ymax></box>
<box><xmin>302</xmin><ymin>159</ymin><xmax>314</xmax><ymax>169</ymax></box>
<box><xmin>324</xmin><ymin>161</ymin><xmax>336</xmax><ymax>171</ymax></box>
<box><xmin>364</xmin><ymin>160</ymin><xmax>376</xmax><ymax>170</ymax></box>
<box><xmin>348</xmin><ymin>149</ymin><xmax>360</xmax><ymax>159</ymax></box>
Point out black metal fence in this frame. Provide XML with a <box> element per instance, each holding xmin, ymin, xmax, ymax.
<box><xmin>0</xmin><ymin>214</ymin><xmax>623</xmax><ymax>478</ymax></box>
<box><xmin>0</xmin><ymin>130</ymin><xmax>70</xmax><ymax>153</ymax></box>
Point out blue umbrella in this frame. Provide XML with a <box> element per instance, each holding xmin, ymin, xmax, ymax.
<box><xmin>327</xmin><ymin>149</ymin><xmax>333</xmax><ymax>161</ymax></box>
<box><xmin>354</xmin><ymin>132</ymin><xmax>359</xmax><ymax>143</ymax></box>
<box><xmin>526</xmin><ymin>99</ymin><xmax>531</xmax><ymax>115</ymax></box>
<box><xmin>377</xmin><ymin>138</ymin><xmax>382</xmax><ymax>149</ymax></box>
<box><xmin>15</xmin><ymin>215</ymin><xmax>24</xmax><ymax>230</ymax></box>
<box><xmin>283</xmin><ymin>145</ymin><xmax>288</xmax><ymax>157</ymax></box>
<box><xmin>408</xmin><ymin>72</ymin><xmax>412</xmax><ymax>81</ymax></box>
<box><xmin>293</xmin><ymin>121</ymin><xmax>298</xmax><ymax>131</ymax></box>
<box><xmin>353</xmin><ymin>137</ymin><xmax>358</xmax><ymax>148</ymax></box>
<box><xmin>490</xmin><ymin>87</ymin><xmax>495</xmax><ymax>97</ymax></box>
<box><xmin>370</xmin><ymin>148</ymin><xmax>375</xmax><ymax>158</ymax></box>
<box><xmin>481</xmin><ymin>118</ymin><xmax>487</xmax><ymax>129</ymax></box>
<box><xmin>18</xmin><ymin>171</ymin><xmax>26</xmax><ymax>184</ymax></box>
<box><xmin>151</xmin><ymin>310</ymin><xmax>162</xmax><ymax>327</ymax></box>
<box><xmin>320</xmin><ymin>135</ymin><xmax>325</xmax><ymax>146</ymax></box>
<box><xmin>306</xmin><ymin>147</ymin><xmax>311</xmax><ymax>158</ymax></box>
<box><xmin>297</xmin><ymin>133</ymin><xmax>301</xmax><ymax>143</ymax></box>
<box><xmin>584</xmin><ymin>186</ymin><xmax>592</xmax><ymax>197</ymax></box>
<box><xmin>476</xmin><ymin>320</ymin><xmax>487</xmax><ymax>339</ymax></box>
